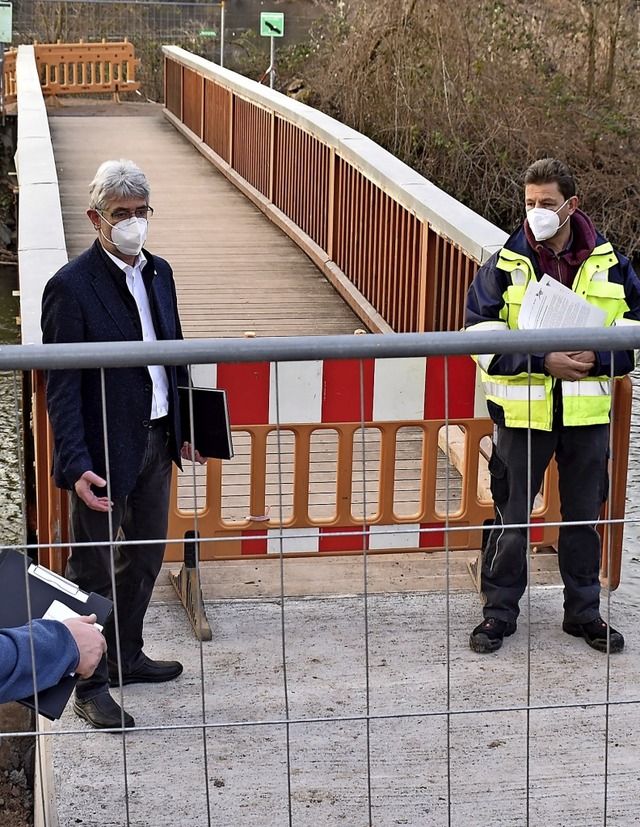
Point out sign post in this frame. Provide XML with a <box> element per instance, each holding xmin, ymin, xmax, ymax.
<box><xmin>0</xmin><ymin>3</ymin><xmax>11</xmax><ymax>124</ymax></box>
<box><xmin>220</xmin><ymin>0</ymin><xmax>225</xmax><ymax>68</ymax></box>
<box><xmin>259</xmin><ymin>11</ymin><xmax>284</xmax><ymax>89</ymax></box>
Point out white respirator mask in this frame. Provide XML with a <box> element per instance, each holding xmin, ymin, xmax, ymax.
<box><xmin>102</xmin><ymin>216</ymin><xmax>148</xmax><ymax>256</ymax></box>
<box><xmin>526</xmin><ymin>199</ymin><xmax>569</xmax><ymax>242</ymax></box>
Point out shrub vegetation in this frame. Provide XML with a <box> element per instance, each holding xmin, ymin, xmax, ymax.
<box><xmin>291</xmin><ymin>0</ymin><xmax>640</xmax><ymax>259</ymax></box>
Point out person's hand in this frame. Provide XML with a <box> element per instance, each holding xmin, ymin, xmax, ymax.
<box><xmin>544</xmin><ymin>351</ymin><xmax>595</xmax><ymax>381</ymax></box>
<box><xmin>63</xmin><ymin>614</ymin><xmax>107</xmax><ymax>678</ymax></box>
<box><xmin>74</xmin><ymin>471</ymin><xmax>112</xmax><ymax>512</ymax></box>
<box><xmin>181</xmin><ymin>442</ymin><xmax>207</xmax><ymax>465</ymax></box>
<box><xmin>569</xmin><ymin>350</ymin><xmax>596</xmax><ymax>366</ymax></box>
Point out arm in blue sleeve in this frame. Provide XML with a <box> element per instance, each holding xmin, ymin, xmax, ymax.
<box><xmin>0</xmin><ymin>620</ymin><xmax>79</xmax><ymax>704</ymax></box>
<box><xmin>594</xmin><ymin>257</ymin><xmax>640</xmax><ymax>377</ymax></box>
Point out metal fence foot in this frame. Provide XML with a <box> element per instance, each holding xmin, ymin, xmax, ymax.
<box><xmin>467</xmin><ymin>554</ymin><xmax>482</xmax><ymax>595</ymax></box>
<box><xmin>169</xmin><ymin>530</ymin><xmax>212</xmax><ymax>641</ymax></box>
<box><xmin>169</xmin><ymin>565</ymin><xmax>212</xmax><ymax>641</ymax></box>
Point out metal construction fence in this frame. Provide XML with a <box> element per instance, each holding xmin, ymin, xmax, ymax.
<box><xmin>0</xmin><ymin>330</ymin><xmax>639</xmax><ymax>826</ymax></box>
<box><xmin>9</xmin><ymin>0</ymin><xmax>330</xmax><ymax>99</ymax></box>
<box><xmin>12</xmin><ymin>0</ymin><xmax>222</xmax><ymax>40</ymax></box>
<box><xmin>11</xmin><ymin>0</ymin><xmax>223</xmax><ymax>99</ymax></box>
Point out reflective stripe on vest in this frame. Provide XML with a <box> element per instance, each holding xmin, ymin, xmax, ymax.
<box><xmin>470</xmin><ymin>321</ymin><xmax>507</xmax><ymax>373</ymax></box>
<box><xmin>562</xmin><ymin>379</ymin><xmax>611</xmax><ymax>398</ymax></box>
<box><xmin>483</xmin><ymin>382</ymin><xmax>547</xmax><ymax>402</ymax></box>
<box><xmin>614</xmin><ymin>317</ymin><xmax>640</xmax><ymax>327</ymax></box>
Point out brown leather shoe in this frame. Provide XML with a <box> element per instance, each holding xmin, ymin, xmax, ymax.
<box><xmin>74</xmin><ymin>693</ymin><xmax>135</xmax><ymax>729</ymax></box>
<box><xmin>109</xmin><ymin>654</ymin><xmax>183</xmax><ymax>687</ymax></box>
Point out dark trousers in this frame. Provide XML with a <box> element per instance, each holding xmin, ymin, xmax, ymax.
<box><xmin>66</xmin><ymin>424</ymin><xmax>172</xmax><ymax>700</ymax></box>
<box><xmin>482</xmin><ymin>421</ymin><xmax>610</xmax><ymax>625</ymax></box>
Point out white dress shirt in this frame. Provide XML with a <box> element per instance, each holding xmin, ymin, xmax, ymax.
<box><xmin>104</xmin><ymin>249</ymin><xmax>169</xmax><ymax>420</ymax></box>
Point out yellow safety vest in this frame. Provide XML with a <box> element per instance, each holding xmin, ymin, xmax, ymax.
<box><xmin>473</xmin><ymin>242</ymin><xmax>634</xmax><ymax>430</ymax></box>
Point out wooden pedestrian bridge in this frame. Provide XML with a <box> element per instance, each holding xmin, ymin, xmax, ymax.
<box><xmin>10</xmin><ymin>41</ymin><xmax>632</xmax><ymax>593</ymax></box>
<box><xmin>6</xmin><ymin>40</ymin><xmax>640</xmax><ymax>827</ymax></box>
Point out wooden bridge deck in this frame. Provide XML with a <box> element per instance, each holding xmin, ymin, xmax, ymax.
<box><xmin>47</xmin><ymin>100</ymin><xmax>472</xmax><ymax>557</ymax></box>
<box><xmin>48</xmin><ymin>100</ymin><xmax>365</xmax><ymax>339</ymax></box>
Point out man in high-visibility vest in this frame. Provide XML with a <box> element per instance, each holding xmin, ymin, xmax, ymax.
<box><xmin>466</xmin><ymin>157</ymin><xmax>640</xmax><ymax>654</ymax></box>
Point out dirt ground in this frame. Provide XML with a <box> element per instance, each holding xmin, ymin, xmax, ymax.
<box><xmin>0</xmin><ymin>112</ymin><xmax>29</xmax><ymax>826</ymax></box>
<box><xmin>0</xmin><ymin>705</ymin><xmax>34</xmax><ymax>827</ymax></box>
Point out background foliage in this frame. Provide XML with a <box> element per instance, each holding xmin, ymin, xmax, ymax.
<box><xmin>293</xmin><ymin>0</ymin><xmax>640</xmax><ymax>259</ymax></box>
<box><xmin>12</xmin><ymin>0</ymin><xmax>640</xmax><ymax>257</ymax></box>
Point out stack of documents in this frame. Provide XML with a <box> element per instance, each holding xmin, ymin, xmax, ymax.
<box><xmin>518</xmin><ymin>274</ymin><xmax>607</xmax><ymax>329</ymax></box>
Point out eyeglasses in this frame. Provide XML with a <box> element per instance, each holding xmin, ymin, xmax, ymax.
<box><xmin>99</xmin><ymin>206</ymin><xmax>154</xmax><ymax>222</ymax></box>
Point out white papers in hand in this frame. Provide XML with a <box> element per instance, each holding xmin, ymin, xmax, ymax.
<box><xmin>43</xmin><ymin>599</ymin><xmax>104</xmax><ymax>632</ymax></box>
<box><xmin>43</xmin><ymin>599</ymin><xmax>80</xmax><ymax>623</ymax></box>
<box><xmin>518</xmin><ymin>274</ymin><xmax>606</xmax><ymax>330</ymax></box>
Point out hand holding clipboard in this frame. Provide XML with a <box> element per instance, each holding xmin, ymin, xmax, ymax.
<box><xmin>0</xmin><ymin>549</ymin><xmax>112</xmax><ymax>719</ymax></box>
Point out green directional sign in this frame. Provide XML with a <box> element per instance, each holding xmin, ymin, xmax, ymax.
<box><xmin>199</xmin><ymin>29</ymin><xmax>217</xmax><ymax>37</ymax></box>
<box><xmin>260</xmin><ymin>11</ymin><xmax>284</xmax><ymax>37</ymax></box>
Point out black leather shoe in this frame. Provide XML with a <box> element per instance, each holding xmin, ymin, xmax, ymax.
<box><xmin>563</xmin><ymin>617</ymin><xmax>624</xmax><ymax>653</ymax></box>
<box><xmin>74</xmin><ymin>693</ymin><xmax>135</xmax><ymax>729</ymax></box>
<box><xmin>109</xmin><ymin>654</ymin><xmax>183</xmax><ymax>686</ymax></box>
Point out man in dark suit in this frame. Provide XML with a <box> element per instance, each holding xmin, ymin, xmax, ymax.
<box><xmin>41</xmin><ymin>159</ymin><xmax>203</xmax><ymax>729</ymax></box>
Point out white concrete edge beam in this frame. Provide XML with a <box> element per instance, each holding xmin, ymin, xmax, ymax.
<box><xmin>16</xmin><ymin>45</ymin><xmax>67</xmax><ymax>346</ymax></box>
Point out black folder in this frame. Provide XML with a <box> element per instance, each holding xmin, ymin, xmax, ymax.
<box><xmin>179</xmin><ymin>386</ymin><xmax>234</xmax><ymax>461</ymax></box>
<box><xmin>0</xmin><ymin>548</ymin><xmax>112</xmax><ymax>720</ymax></box>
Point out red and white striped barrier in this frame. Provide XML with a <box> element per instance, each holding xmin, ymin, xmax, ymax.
<box><xmin>190</xmin><ymin>355</ymin><xmax>478</xmax><ymax>555</ymax></box>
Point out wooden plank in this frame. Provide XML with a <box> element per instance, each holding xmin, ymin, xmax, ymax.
<box><xmin>48</xmin><ymin>102</ymin><xmax>366</xmax><ymax>339</ymax></box>
<box><xmin>47</xmin><ymin>102</ymin><xmax>472</xmax><ymax>567</ymax></box>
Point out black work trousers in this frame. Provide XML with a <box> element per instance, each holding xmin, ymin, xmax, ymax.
<box><xmin>481</xmin><ymin>421</ymin><xmax>609</xmax><ymax>625</ymax></box>
<box><xmin>66</xmin><ymin>423</ymin><xmax>172</xmax><ymax>701</ymax></box>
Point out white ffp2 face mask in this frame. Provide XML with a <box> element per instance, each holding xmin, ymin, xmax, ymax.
<box><xmin>104</xmin><ymin>216</ymin><xmax>148</xmax><ymax>256</ymax></box>
<box><xmin>526</xmin><ymin>199</ymin><xmax>569</xmax><ymax>242</ymax></box>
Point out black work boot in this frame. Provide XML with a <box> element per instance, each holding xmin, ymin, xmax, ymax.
<box><xmin>469</xmin><ymin>617</ymin><xmax>517</xmax><ymax>653</ymax></box>
<box><xmin>562</xmin><ymin>617</ymin><xmax>624</xmax><ymax>653</ymax></box>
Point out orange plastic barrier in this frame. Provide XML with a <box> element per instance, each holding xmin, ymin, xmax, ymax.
<box><xmin>5</xmin><ymin>40</ymin><xmax>140</xmax><ymax>103</ymax></box>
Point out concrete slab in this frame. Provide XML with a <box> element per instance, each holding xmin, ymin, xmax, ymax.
<box><xmin>46</xmin><ymin>557</ymin><xmax>640</xmax><ymax>827</ymax></box>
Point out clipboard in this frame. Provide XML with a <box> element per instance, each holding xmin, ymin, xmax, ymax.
<box><xmin>0</xmin><ymin>548</ymin><xmax>112</xmax><ymax>720</ymax></box>
<box><xmin>179</xmin><ymin>386</ymin><xmax>234</xmax><ymax>461</ymax></box>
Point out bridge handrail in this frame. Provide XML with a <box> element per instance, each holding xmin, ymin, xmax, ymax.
<box><xmin>163</xmin><ymin>46</ymin><xmax>505</xmax><ymax>267</ymax></box>
<box><xmin>162</xmin><ymin>46</ymin><xmax>506</xmax><ymax>335</ymax></box>
<box><xmin>15</xmin><ymin>44</ymin><xmax>68</xmax><ymax>347</ymax></box>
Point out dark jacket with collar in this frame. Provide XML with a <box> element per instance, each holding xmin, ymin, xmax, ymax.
<box><xmin>41</xmin><ymin>240</ymin><xmax>187</xmax><ymax>499</ymax></box>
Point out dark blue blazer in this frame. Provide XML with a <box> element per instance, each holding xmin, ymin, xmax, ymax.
<box><xmin>41</xmin><ymin>240</ymin><xmax>187</xmax><ymax>499</ymax></box>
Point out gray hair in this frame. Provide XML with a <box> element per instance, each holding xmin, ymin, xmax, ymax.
<box><xmin>88</xmin><ymin>159</ymin><xmax>151</xmax><ymax>210</ymax></box>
